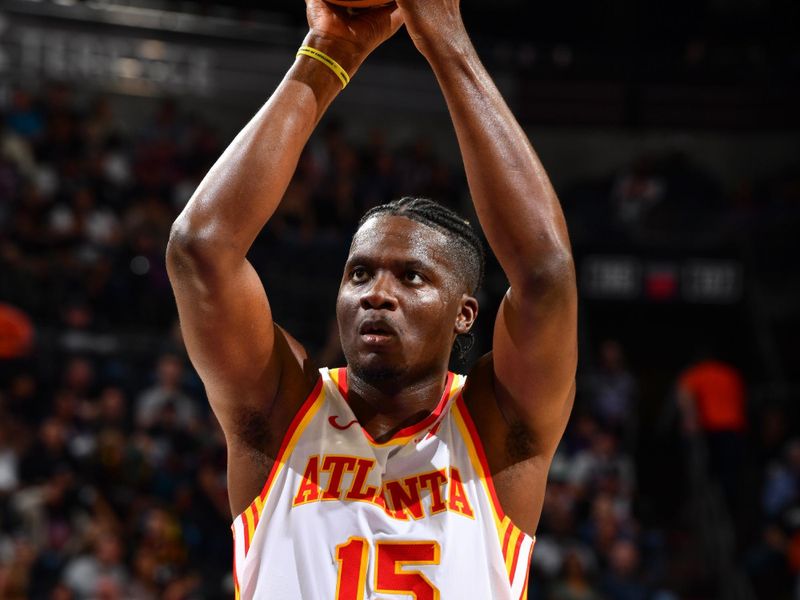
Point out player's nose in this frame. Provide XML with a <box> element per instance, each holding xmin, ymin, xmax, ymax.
<box><xmin>359</xmin><ymin>272</ymin><xmax>398</xmax><ymax>311</ymax></box>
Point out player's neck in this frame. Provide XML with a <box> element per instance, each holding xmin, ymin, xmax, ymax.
<box><xmin>346</xmin><ymin>367</ymin><xmax>449</xmax><ymax>443</ymax></box>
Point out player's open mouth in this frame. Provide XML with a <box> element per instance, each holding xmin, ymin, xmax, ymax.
<box><xmin>358</xmin><ymin>320</ymin><xmax>396</xmax><ymax>345</ymax></box>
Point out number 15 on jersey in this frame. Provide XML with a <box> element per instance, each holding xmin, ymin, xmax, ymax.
<box><xmin>335</xmin><ymin>537</ymin><xmax>441</xmax><ymax>600</ymax></box>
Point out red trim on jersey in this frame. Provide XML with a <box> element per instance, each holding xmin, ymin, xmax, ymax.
<box><xmin>508</xmin><ymin>530</ymin><xmax>525</xmax><ymax>585</ymax></box>
<box><xmin>454</xmin><ymin>394</ymin><xmax>507</xmax><ymax>520</ymax></box>
<box><xmin>335</xmin><ymin>367</ymin><xmax>348</xmax><ymax>399</ymax></box>
<box><xmin>501</xmin><ymin>521</ymin><xmax>513</xmax><ymax>556</ymax></box>
<box><xmin>242</xmin><ymin>509</ymin><xmax>252</xmax><ymax>555</ymax></box>
<box><xmin>259</xmin><ymin>376</ymin><xmax>324</xmax><ymax>503</ymax></box>
<box><xmin>454</xmin><ymin>391</ymin><xmax>536</xmax><ymax>591</ymax></box>
<box><xmin>328</xmin><ymin>415</ymin><xmax>359</xmax><ymax>430</ymax></box>
<box><xmin>334</xmin><ymin>368</ymin><xmax>455</xmax><ymax>445</ymax></box>
<box><xmin>250</xmin><ymin>502</ymin><xmax>261</xmax><ymax>536</ymax></box>
<box><xmin>233</xmin><ymin>376</ymin><xmax>324</xmax><ymax>531</ymax></box>
<box><xmin>358</xmin><ymin>371</ymin><xmax>455</xmax><ymax>445</ymax></box>
<box><xmin>425</xmin><ymin>420</ymin><xmax>442</xmax><ymax>440</ymax></box>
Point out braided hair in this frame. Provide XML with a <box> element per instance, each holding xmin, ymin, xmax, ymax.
<box><xmin>357</xmin><ymin>197</ymin><xmax>486</xmax><ymax>295</ymax></box>
<box><xmin>356</xmin><ymin>197</ymin><xmax>486</xmax><ymax>363</ymax></box>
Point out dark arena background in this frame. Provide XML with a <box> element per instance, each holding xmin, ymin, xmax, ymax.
<box><xmin>0</xmin><ymin>0</ymin><xmax>799</xmax><ymax>598</ymax></box>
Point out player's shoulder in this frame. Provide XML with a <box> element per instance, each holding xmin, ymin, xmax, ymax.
<box><xmin>258</xmin><ymin>325</ymin><xmax>322</xmax><ymax>445</ymax></box>
<box><xmin>462</xmin><ymin>352</ymin><xmax>495</xmax><ymax>398</ymax></box>
<box><xmin>272</xmin><ymin>324</ymin><xmax>320</xmax><ymax>388</ymax></box>
<box><xmin>461</xmin><ymin>352</ymin><xmax>506</xmax><ymax>431</ymax></box>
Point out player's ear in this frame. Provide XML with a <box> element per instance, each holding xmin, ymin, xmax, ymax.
<box><xmin>454</xmin><ymin>294</ymin><xmax>478</xmax><ymax>335</ymax></box>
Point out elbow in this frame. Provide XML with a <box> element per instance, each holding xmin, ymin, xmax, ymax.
<box><xmin>512</xmin><ymin>247</ymin><xmax>576</xmax><ymax>299</ymax></box>
<box><xmin>166</xmin><ymin>219</ymin><xmax>202</xmax><ymax>264</ymax></box>
<box><xmin>166</xmin><ymin>218</ymin><xmax>232</xmax><ymax>274</ymax></box>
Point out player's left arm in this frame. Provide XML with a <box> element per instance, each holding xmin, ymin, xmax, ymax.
<box><xmin>398</xmin><ymin>0</ymin><xmax>578</xmax><ymax>457</ymax></box>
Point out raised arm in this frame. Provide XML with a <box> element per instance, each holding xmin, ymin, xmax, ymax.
<box><xmin>166</xmin><ymin>1</ymin><xmax>402</xmax><ymax>512</ymax></box>
<box><xmin>398</xmin><ymin>2</ymin><xmax>577</xmax><ymax>456</ymax></box>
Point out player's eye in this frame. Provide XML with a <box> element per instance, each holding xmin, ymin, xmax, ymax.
<box><xmin>350</xmin><ymin>267</ymin><xmax>369</xmax><ymax>283</ymax></box>
<box><xmin>404</xmin><ymin>271</ymin><xmax>424</xmax><ymax>284</ymax></box>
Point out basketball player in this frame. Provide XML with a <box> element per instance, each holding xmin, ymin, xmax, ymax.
<box><xmin>166</xmin><ymin>0</ymin><xmax>577</xmax><ymax>597</ymax></box>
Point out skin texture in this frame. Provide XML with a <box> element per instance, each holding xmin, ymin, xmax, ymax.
<box><xmin>337</xmin><ymin>214</ymin><xmax>478</xmax><ymax>439</ymax></box>
<box><xmin>166</xmin><ymin>0</ymin><xmax>577</xmax><ymax>536</ymax></box>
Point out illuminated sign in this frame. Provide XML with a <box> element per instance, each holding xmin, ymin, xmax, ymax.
<box><xmin>1</xmin><ymin>17</ymin><xmax>213</xmax><ymax>96</ymax></box>
<box><xmin>581</xmin><ymin>256</ymin><xmax>742</xmax><ymax>303</ymax></box>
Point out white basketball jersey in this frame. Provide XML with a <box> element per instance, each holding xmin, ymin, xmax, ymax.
<box><xmin>232</xmin><ymin>367</ymin><xmax>535</xmax><ymax>599</ymax></box>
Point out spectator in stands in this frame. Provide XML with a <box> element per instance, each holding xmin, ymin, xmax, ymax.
<box><xmin>677</xmin><ymin>351</ymin><xmax>747</xmax><ymax>508</ymax></box>
<box><xmin>5</xmin><ymin>89</ymin><xmax>44</xmax><ymax>140</ymax></box>
<box><xmin>135</xmin><ymin>354</ymin><xmax>197</xmax><ymax>430</ymax></box>
<box><xmin>601</xmin><ymin>539</ymin><xmax>648</xmax><ymax>600</ymax></box>
<box><xmin>62</xmin><ymin>534</ymin><xmax>128</xmax><ymax>600</ymax></box>
<box><xmin>749</xmin><ymin>437</ymin><xmax>800</xmax><ymax>598</ymax></box>
<box><xmin>745</xmin><ymin>524</ymin><xmax>793</xmax><ymax>600</ymax></box>
<box><xmin>18</xmin><ymin>419</ymin><xmax>74</xmax><ymax>484</ymax></box>
<box><xmin>762</xmin><ymin>439</ymin><xmax>800</xmax><ymax>519</ymax></box>
<box><xmin>583</xmin><ymin>339</ymin><xmax>636</xmax><ymax>435</ymax></box>
<box><xmin>61</xmin><ymin>357</ymin><xmax>97</xmax><ymax>400</ymax></box>
<box><xmin>47</xmin><ymin>187</ymin><xmax>121</xmax><ymax>263</ymax></box>
<box><xmin>549</xmin><ymin>549</ymin><xmax>602</xmax><ymax>600</ymax></box>
<box><xmin>757</xmin><ymin>404</ymin><xmax>791</xmax><ymax>467</ymax></box>
<box><xmin>0</xmin><ymin>537</ymin><xmax>36</xmax><ymax>599</ymax></box>
<box><xmin>126</xmin><ymin>549</ymin><xmax>159</xmax><ymax>600</ymax></box>
<box><xmin>568</xmin><ymin>432</ymin><xmax>635</xmax><ymax>501</ymax></box>
<box><xmin>1</xmin><ymin>116</ymin><xmax>37</xmax><ymax>180</ymax></box>
<box><xmin>2</xmin><ymin>372</ymin><xmax>41</xmax><ymax>424</ymax></box>
<box><xmin>0</xmin><ymin>423</ymin><xmax>18</xmax><ymax>495</ymax></box>
<box><xmin>136</xmin><ymin>507</ymin><xmax>188</xmax><ymax>583</ymax></box>
<box><xmin>94</xmin><ymin>386</ymin><xmax>130</xmax><ymax>434</ymax></box>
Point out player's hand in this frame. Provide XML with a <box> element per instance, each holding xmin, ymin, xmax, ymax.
<box><xmin>305</xmin><ymin>0</ymin><xmax>404</xmax><ymax>61</ymax></box>
<box><xmin>393</xmin><ymin>0</ymin><xmax>466</xmax><ymax>58</ymax></box>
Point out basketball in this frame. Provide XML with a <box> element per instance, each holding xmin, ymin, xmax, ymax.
<box><xmin>324</xmin><ymin>0</ymin><xmax>395</xmax><ymax>8</ymax></box>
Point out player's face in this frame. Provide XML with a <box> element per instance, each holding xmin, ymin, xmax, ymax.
<box><xmin>337</xmin><ymin>215</ymin><xmax>476</xmax><ymax>383</ymax></box>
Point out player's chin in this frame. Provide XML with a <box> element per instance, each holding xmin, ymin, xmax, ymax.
<box><xmin>349</xmin><ymin>353</ymin><xmax>406</xmax><ymax>383</ymax></box>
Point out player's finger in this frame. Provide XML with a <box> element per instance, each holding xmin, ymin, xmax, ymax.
<box><xmin>367</xmin><ymin>2</ymin><xmax>405</xmax><ymax>35</ymax></box>
<box><xmin>388</xmin><ymin>5</ymin><xmax>406</xmax><ymax>33</ymax></box>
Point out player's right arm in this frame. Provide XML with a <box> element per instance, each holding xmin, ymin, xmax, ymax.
<box><xmin>166</xmin><ymin>1</ymin><xmax>403</xmax><ymax>515</ymax></box>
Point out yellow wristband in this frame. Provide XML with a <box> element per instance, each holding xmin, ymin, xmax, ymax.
<box><xmin>297</xmin><ymin>46</ymin><xmax>351</xmax><ymax>89</ymax></box>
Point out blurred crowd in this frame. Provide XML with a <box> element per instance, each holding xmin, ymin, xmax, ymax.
<box><xmin>531</xmin><ymin>340</ymin><xmax>666</xmax><ymax>600</ymax></box>
<box><xmin>0</xmin><ymin>85</ymin><xmax>798</xmax><ymax>599</ymax></box>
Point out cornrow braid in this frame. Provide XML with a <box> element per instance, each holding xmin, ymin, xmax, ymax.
<box><xmin>357</xmin><ymin>197</ymin><xmax>486</xmax><ymax>294</ymax></box>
